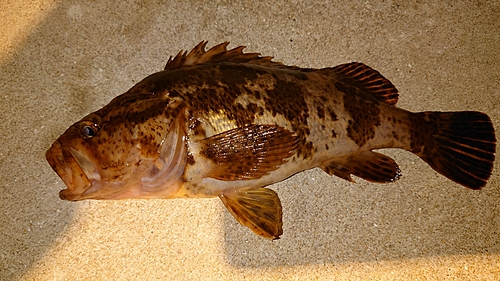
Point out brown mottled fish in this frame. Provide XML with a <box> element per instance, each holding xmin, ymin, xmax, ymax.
<box><xmin>46</xmin><ymin>42</ymin><xmax>496</xmax><ymax>239</ymax></box>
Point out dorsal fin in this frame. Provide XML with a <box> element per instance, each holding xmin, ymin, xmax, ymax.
<box><xmin>164</xmin><ymin>43</ymin><xmax>399</xmax><ymax>106</ymax></box>
<box><xmin>164</xmin><ymin>41</ymin><xmax>285</xmax><ymax>70</ymax></box>
<box><xmin>329</xmin><ymin>62</ymin><xmax>399</xmax><ymax>105</ymax></box>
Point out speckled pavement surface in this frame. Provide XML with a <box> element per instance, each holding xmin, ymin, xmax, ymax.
<box><xmin>1</xmin><ymin>1</ymin><xmax>499</xmax><ymax>280</ymax></box>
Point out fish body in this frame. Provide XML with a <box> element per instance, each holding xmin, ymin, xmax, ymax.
<box><xmin>46</xmin><ymin>42</ymin><xmax>496</xmax><ymax>239</ymax></box>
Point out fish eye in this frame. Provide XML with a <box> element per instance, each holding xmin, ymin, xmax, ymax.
<box><xmin>83</xmin><ymin>126</ymin><xmax>96</xmax><ymax>137</ymax></box>
<box><xmin>79</xmin><ymin>121</ymin><xmax>99</xmax><ymax>139</ymax></box>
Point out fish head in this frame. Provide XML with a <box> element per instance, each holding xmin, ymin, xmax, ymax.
<box><xmin>46</xmin><ymin>93</ymin><xmax>187</xmax><ymax>201</ymax></box>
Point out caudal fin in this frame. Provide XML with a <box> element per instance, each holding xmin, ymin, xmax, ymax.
<box><xmin>415</xmin><ymin>111</ymin><xmax>496</xmax><ymax>189</ymax></box>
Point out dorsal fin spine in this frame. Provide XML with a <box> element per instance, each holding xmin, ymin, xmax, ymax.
<box><xmin>164</xmin><ymin>41</ymin><xmax>284</xmax><ymax>70</ymax></box>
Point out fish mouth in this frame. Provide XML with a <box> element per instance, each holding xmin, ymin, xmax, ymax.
<box><xmin>46</xmin><ymin>140</ymin><xmax>93</xmax><ymax>201</ymax></box>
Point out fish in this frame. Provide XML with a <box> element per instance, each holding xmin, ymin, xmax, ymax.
<box><xmin>46</xmin><ymin>41</ymin><xmax>496</xmax><ymax>239</ymax></box>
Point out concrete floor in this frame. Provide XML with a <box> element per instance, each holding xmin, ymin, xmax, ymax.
<box><xmin>1</xmin><ymin>0</ymin><xmax>499</xmax><ymax>280</ymax></box>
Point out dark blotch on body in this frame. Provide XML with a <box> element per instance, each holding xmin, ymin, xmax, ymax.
<box><xmin>328</xmin><ymin>109</ymin><xmax>338</xmax><ymax>121</ymax></box>
<box><xmin>316</xmin><ymin>106</ymin><xmax>325</xmax><ymax>119</ymax></box>
<box><xmin>338</xmin><ymin>82</ymin><xmax>381</xmax><ymax>147</ymax></box>
<box><xmin>331</xmin><ymin>130</ymin><xmax>337</xmax><ymax>138</ymax></box>
<box><xmin>408</xmin><ymin>112</ymin><xmax>433</xmax><ymax>155</ymax></box>
<box><xmin>263</xmin><ymin>73</ymin><xmax>313</xmax><ymax>158</ymax></box>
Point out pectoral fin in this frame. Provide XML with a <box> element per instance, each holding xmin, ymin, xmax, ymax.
<box><xmin>201</xmin><ymin>124</ymin><xmax>298</xmax><ymax>181</ymax></box>
<box><xmin>219</xmin><ymin>187</ymin><xmax>283</xmax><ymax>239</ymax></box>
<box><xmin>321</xmin><ymin>150</ymin><xmax>402</xmax><ymax>183</ymax></box>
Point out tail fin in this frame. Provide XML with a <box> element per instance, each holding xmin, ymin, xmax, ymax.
<box><xmin>414</xmin><ymin>111</ymin><xmax>496</xmax><ymax>189</ymax></box>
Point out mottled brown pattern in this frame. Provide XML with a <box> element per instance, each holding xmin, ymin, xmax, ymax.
<box><xmin>339</xmin><ymin>81</ymin><xmax>381</xmax><ymax>147</ymax></box>
<box><xmin>408</xmin><ymin>112</ymin><xmax>432</xmax><ymax>155</ymax></box>
<box><xmin>328</xmin><ymin>108</ymin><xmax>338</xmax><ymax>121</ymax></box>
<box><xmin>316</xmin><ymin>105</ymin><xmax>325</xmax><ymax>119</ymax></box>
<box><xmin>46</xmin><ymin>41</ymin><xmax>496</xmax><ymax>242</ymax></box>
<box><xmin>145</xmin><ymin>61</ymin><xmax>317</xmax><ymax>159</ymax></box>
<box><xmin>186</xmin><ymin>153</ymin><xmax>196</xmax><ymax>166</ymax></box>
<box><xmin>188</xmin><ymin>117</ymin><xmax>206</xmax><ymax>137</ymax></box>
<box><xmin>247</xmin><ymin>70</ymin><xmax>313</xmax><ymax>158</ymax></box>
<box><xmin>184</xmin><ymin>183</ymin><xmax>201</xmax><ymax>195</ymax></box>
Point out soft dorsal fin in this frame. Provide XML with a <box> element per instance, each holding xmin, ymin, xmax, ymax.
<box><xmin>329</xmin><ymin>62</ymin><xmax>399</xmax><ymax>105</ymax></box>
<box><xmin>164</xmin><ymin>41</ymin><xmax>285</xmax><ymax>70</ymax></box>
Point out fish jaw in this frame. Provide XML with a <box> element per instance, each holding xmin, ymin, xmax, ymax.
<box><xmin>46</xmin><ymin>139</ymin><xmax>92</xmax><ymax>201</ymax></box>
<box><xmin>46</xmin><ymin>138</ymin><xmax>111</xmax><ymax>201</ymax></box>
<box><xmin>46</xmin><ymin>136</ymin><xmax>186</xmax><ymax>200</ymax></box>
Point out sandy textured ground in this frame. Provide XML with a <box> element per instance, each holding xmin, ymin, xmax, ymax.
<box><xmin>1</xmin><ymin>1</ymin><xmax>499</xmax><ymax>280</ymax></box>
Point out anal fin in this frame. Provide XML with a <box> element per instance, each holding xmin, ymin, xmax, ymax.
<box><xmin>219</xmin><ymin>187</ymin><xmax>283</xmax><ymax>239</ymax></box>
<box><xmin>321</xmin><ymin>150</ymin><xmax>402</xmax><ymax>183</ymax></box>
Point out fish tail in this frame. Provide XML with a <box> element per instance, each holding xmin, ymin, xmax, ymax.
<box><xmin>413</xmin><ymin>111</ymin><xmax>496</xmax><ymax>189</ymax></box>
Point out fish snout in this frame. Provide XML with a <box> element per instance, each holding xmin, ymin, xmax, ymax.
<box><xmin>45</xmin><ymin>140</ymin><xmax>63</xmax><ymax>172</ymax></box>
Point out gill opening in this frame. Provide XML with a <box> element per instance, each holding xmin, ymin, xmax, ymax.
<box><xmin>140</xmin><ymin>117</ymin><xmax>187</xmax><ymax>193</ymax></box>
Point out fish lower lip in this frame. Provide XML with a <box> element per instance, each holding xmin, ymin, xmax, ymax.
<box><xmin>59</xmin><ymin>189</ymin><xmax>78</xmax><ymax>201</ymax></box>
